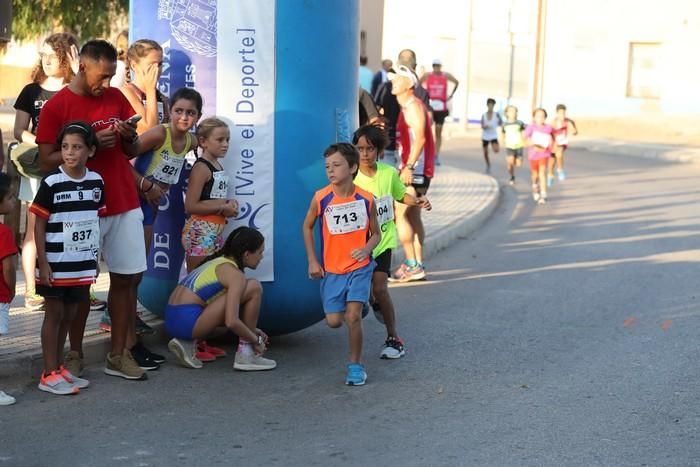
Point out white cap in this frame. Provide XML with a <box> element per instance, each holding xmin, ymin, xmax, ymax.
<box><xmin>387</xmin><ymin>65</ymin><xmax>418</xmax><ymax>87</ymax></box>
<box><xmin>432</xmin><ymin>58</ymin><xmax>442</xmax><ymax>66</ymax></box>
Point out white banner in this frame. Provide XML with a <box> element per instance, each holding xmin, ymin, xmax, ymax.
<box><xmin>217</xmin><ymin>0</ymin><xmax>276</xmax><ymax>281</ymax></box>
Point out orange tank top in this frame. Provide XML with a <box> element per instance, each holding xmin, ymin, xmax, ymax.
<box><xmin>315</xmin><ymin>184</ymin><xmax>374</xmax><ymax>274</ymax></box>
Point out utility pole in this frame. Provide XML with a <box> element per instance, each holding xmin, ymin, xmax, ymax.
<box><xmin>532</xmin><ymin>0</ymin><xmax>546</xmax><ymax>110</ymax></box>
<box><xmin>507</xmin><ymin>2</ymin><xmax>515</xmax><ymax>104</ymax></box>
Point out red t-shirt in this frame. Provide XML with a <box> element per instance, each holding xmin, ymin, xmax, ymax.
<box><xmin>35</xmin><ymin>87</ymin><xmax>138</xmax><ymax>217</ymax></box>
<box><xmin>0</xmin><ymin>224</ymin><xmax>17</xmax><ymax>303</ymax></box>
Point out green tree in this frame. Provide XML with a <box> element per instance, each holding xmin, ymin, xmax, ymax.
<box><xmin>12</xmin><ymin>0</ymin><xmax>128</xmax><ymax>42</ymax></box>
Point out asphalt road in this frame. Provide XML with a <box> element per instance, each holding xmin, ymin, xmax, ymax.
<box><xmin>2</xmin><ymin>140</ymin><xmax>699</xmax><ymax>466</ymax></box>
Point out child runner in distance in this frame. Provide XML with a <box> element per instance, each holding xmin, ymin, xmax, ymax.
<box><xmin>352</xmin><ymin>125</ymin><xmax>431</xmax><ymax>359</ymax></box>
<box><xmin>0</xmin><ymin>173</ymin><xmax>18</xmax><ymax>405</ymax></box>
<box><xmin>183</xmin><ymin>117</ymin><xmax>239</xmax><ymax>273</ymax></box>
<box><xmin>166</xmin><ymin>227</ymin><xmax>275</xmax><ymax>371</ymax></box>
<box><xmin>524</xmin><ymin>108</ymin><xmax>554</xmax><ymax>204</ymax></box>
<box><xmin>31</xmin><ymin>121</ymin><xmax>105</xmax><ymax>394</ymax></box>
<box><xmin>480</xmin><ymin>97</ymin><xmax>502</xmax><ymax>173</ymax></box>
<box><xmin>502</xmin><ymin>105</ymin><xmax>526</xmax><ymax>186</ymax></box>
<box><xmin>134</xmin><ymin>87</ymin><xmax>201</xmax><ymax>252</ymax></box>
<box><xmin>548</xmin><ymin>103</ymin><xmax>578</xmax><ymax>186</ymax></box>
<box><xmin>303</xmin><ymin>143</ymin><xmax>381</xmax><ymax>386</ymax></box>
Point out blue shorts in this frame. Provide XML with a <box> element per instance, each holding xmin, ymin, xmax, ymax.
<box><xmin>165</xmin><ymin>303</ymin><xmax>203</xmax><ymax>340</ymax></box>
<box><xmin>140</xmin><ymin>197</ymin><xmax>157</xmax><ymax>226</ymax></box>
<box><xmin>320</xmin><ymin>261</ymin><xmax>375</xmax><ymax>313</ymax></box>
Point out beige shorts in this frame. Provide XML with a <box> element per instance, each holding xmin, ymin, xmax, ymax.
<box><xmin>100</xmin><ymin>208</ymin><xmax>147</xmax><ymax>275</ymax></box>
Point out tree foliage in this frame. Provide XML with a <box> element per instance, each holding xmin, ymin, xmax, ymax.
<box><xmin>12</xmin><ymin>0</ymin><xmax>129</xmax><ymax>43</ymax></box>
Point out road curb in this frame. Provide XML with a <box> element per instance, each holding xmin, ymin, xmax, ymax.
<box><xmin>393</xmin><ymin>174</ymin><xmax>500</xmax><ymax>267</ymax></box>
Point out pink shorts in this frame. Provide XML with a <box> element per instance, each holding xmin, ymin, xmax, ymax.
<box><xmin>529</xmin><ymin>158</ymin><xmax>548</xmax><ymax>171</ymax></box>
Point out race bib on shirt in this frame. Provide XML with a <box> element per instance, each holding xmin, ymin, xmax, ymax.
<box><xmin>429</xmin><ymin>99</ymin><xmax>446</xmax><ymax>111</ymax></box>
<box><xmin>210</xmin><ymin>172</ymin><xmax>229</xmax><ymax>199</ymax></box>
<box><xmin>375</xmin><ymin>195</ymin><xmax>395</xmax><ymax>225</ymax></box>
<box><xmin>152</xmin><ymin>152</ymin><xmax>186</xmax><ymax>184</ymax></box>
<box><xmin>324</xmin><ymin>200</ymin><xmax>368</xmax><ymax>235</ymax></box>
<box><xmin>505</xmin><ymin>129</ymin><xmax>523</xmax><ymax>148</ymax></box>
<box><xmin>63</xmin><ymin>219</ymin><xmax>99</xmax><ymax>253</ymax></box>
<box><xmin>555</xmin><ymin>133</ymin><xmax>569</xmax><ymax>145</ymax></box>
<box><xmin>531</xmin><ymin>131</ymin><xmax>551</xmax><ymax>148</ymax></box>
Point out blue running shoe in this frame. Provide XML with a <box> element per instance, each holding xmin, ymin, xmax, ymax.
<box><xmin>557</xmin><ymin>169</ymin><xmax>566</xmax><ymax>181</ymax></box>
<box><xmin>345</xmin><ymin>363</ymin><xmax>367</xmax><ymax>386</ymax></box>
<box><xmin>547</xmin><ymin>175</ymin><xmax>554</xmax><ymax>187</ymax></box>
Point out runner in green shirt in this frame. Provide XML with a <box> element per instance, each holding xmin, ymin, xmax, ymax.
<box><xmin>353</xmin><ymin>125</ymin><xmax>431</xmax><ymax>359</ymax></box>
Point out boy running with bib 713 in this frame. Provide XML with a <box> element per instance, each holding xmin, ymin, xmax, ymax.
<box><xmin>302</xmin><ymin>143</ymin><xmax>381</xmax><ymax>386</ymax></box>
<box><xmin>352</xmin><ymin>125</ymin><xmax>431</xmax><ymax>359</ymax></box>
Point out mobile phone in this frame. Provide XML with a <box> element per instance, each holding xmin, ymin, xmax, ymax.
<box><xmin>126</xmin><ymin>114</ymin><xmax>142</xmax><ymax>125</ymax></box>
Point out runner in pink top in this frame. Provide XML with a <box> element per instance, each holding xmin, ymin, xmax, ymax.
<box><xmin>524</xmin><ymin>108</ymin><xmax>553</xmax><ymax>204</ymax></box>
<box><xmin>420</xmin><ymin>59</ymin><xmax>458</xmax><ymax>162</ymax></box>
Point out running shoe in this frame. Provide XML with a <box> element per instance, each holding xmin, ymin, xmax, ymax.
<box><xmin>135</xmin><ymin>314</ymin><xmax>155</xmax><ymax>336</ymax></box>
<box><xmin>89</xmin><ymin>289</ymin><xmax>107</xmax><ymax>311</ymax></box>
<box><xmin>372</xmin><ymin>301</ymin><xmax>385</xmax><ymax>324</ymax></box>
<box><xmin>195</xmin><ymin>348</ymin><xmax>216</xmax><ymax>362</ymax></box>
<box><xmin>388</xmin><ymin>263</ymin><xmax>409</xmax><ymax>282</ymax></box>
<box><xmin>197</xmin><ymin>340</ymin><xmax>226</xmax><ymax>358</ymax></box>
<box><xmin>345</xmin><ymin>363</ymin><xmax>367</xmax><ymax>386</ymax></box>
<box><xmin>435</xmin><ymin>158</ymin><xmax>441</xmax><ymax>166</ymax></box>
<box><xmin>547</xmin><ymin>174</ymin><xmax>554</xmax><ymax>187</ymax></box>
<box><xmin>24</xmin><ymin>292</ymin><xmax>44</xmax><ymax>310</ymax></box>
<box><xmin>59</xmin><ymin>365</ymin><xmax>89</xmax><ymax>389</ymax></box>
<box><xmin>533</xmin><ymin>192</ymin><xmax>541</xmax><ymax>202</ymax></box>
<box><xmin>133</xmin><ymin>341</ymin><xmax>165</xmax><ymax>364</ymax></box>
<box><xmin>99</xmin><ymin>309</ymin><xmax>111</xmax><ymax>333</ymax></box>
<box><xmin>485</xmin><ymin>164</ymin><xmax>491</xmax><ymax>174</ymax></box>
<box><xmin>38</xmin><ymin>371</ymin><xmax>79</xmax><ymax>395</ymax></box>
<box><xmin>0</xmin><ymin>391</ymin><xmax>16</xmax><ymax>406</ymax></box>
<box><xmin>380</xmin><ymin>337</ymin><xmax>406</xmax><ymax>359</ymax></box>
<box><xmin>537</xmin><ymin>197</ymin><xmax>546</xmax><ymax>205</ymax></box>
<box><xmin>63</xmin><ymin>350</ymin><xmax>84</xmax><ymax>377</ymax></box>
<box><xmin>557</xmin><ymin>169</ymin><xmax>566</xmax><ymax>181</ymax></box>
<box><xmin>131</xmin><ymin>344</ymin><xmax>160</xmax><ymax>371</ymax></box>
<box><xmin>104</xmin><ymin>350</ymin><xmax>147</xmax><ymax>380</ymax></box>
<box><xmin>508</xmin><ymin>176</ymin><xmax>515</xmax><ymax>186</ymax></box>
<box><xmin>168</xmin><ymin>338</ymin><xmax>203</xmax><ymax>369</ymax></box>
<box><xmin>398</xmin><ymin>265</ymin><xmax>426</xmax><ymax>283</ymax></box>
<box><xmin>233</xmin><ymin>352</ymin><xmax>277</xmax><ymax>371</ymax></box>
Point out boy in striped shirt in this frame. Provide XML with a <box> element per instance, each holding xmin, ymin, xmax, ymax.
<box><xmin>31</xmin><ymin>121</ymin><xmax>105</xmax><ymax>395</ymax></box>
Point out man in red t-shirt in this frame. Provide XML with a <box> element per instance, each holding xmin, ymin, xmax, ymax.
<box><xmin>420</xmin><ymin>59</ymin><xmax>459</xmax><ymax>160</ymax></box>
<box><xmin>37</xmin><ymin>40</ymin><xmax>148</xmax><ymax>381</ymax></box>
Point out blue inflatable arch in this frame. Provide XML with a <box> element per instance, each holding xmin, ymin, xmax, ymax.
<box><xmin>132</xmin><ymin>0</ymin><xmax>360</xmax><ymax>335</ymax></box>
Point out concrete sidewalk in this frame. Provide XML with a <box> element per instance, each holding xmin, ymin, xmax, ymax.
<box><xmin>0</xmin><ymin>163</ymin><xmax>500</xmax><ymax>378</ymax></box>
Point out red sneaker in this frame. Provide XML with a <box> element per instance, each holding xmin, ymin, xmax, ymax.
<box><xmin>198</xmin><ymin>340</ymin><xmax>227</xmax><ymax>358</ymax></box>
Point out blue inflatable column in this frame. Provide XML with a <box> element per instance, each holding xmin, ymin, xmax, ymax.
<box><xmin>258</xmin><ymin>0</ymin><xmax>360</xmax><ymax>335</ymax></box>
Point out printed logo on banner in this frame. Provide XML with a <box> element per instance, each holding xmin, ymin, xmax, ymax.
<box><xmin>234</xmin><ymin>202</ymin><xmax>271</xmax><ymax>230</ymax></box>
<box><xmin>158</xmin><ymin>0</ymin><xmax>217</xmax><ymax>57</ymax></box>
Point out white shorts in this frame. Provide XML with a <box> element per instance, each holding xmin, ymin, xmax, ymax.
<box><xmin>100</xmin><ymin>208</ymin><xmax>147</xmax><ymax>275</ymax></box>
<box><xmin>18</xmin><ymin>176</ymin><xmax>40</xmax><ymax>202</ymax></box>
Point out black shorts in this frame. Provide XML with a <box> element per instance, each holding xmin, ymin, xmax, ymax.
<box><xmin>482</xmin><ymin>139</ymin><xmax>499</xmax><ymax>148</ymax></box>
<box><xmin>411</xmin><ymin>174</ymin><xmax>431</xmax><ymax>195</ymax></box>
<box><xmin>373</xmin><ymin>249</ymin><xmax>392</xmax><ymax>275</ymax></box>
<box><xmin>433</xmin><ymin>110</ymin><xmax>449</xmax><ymax>125</ymax></box>
<box><xmin>506</xmin><ymin>148</ymin><xmax>523</xmax><ymax>158</ymax></box>
<box><xmin>36</xmin><ymin>284</ymin><xmax>90</xmax><ymax>303</ymax></box>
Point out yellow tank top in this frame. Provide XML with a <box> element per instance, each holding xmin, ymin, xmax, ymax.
<box><xmin>179</xmin><ymin>256</ymin><xmax>239</xmax><ymax>305</ymax></box>
<box><xmin>144</xmin><ymin>125</ymin><xmax>194</xmax><ymax>184</ymax></box>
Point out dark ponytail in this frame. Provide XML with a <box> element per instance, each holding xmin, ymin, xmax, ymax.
<box><xmin>202</xmin><ymin>226</ymin><xmax>264</xmax><ymax>269</ymax></box>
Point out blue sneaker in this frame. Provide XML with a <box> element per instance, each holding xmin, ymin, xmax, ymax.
<box><xmin>345</xmin><ymin>363</ymin><xmax>367</xmax><ymax>386</ymax></box>
<box><xmin>557</xmin><ymin>169</ymin><xmax>566</xmax><ymax>181</ymax></box>
<box><xmin>547</xmin><ymin>175</ymin><xmax>554</xmax><ymax>187</ymax></box>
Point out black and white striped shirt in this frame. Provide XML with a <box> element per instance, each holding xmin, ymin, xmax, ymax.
<box><xmin>29</xmin><ymin>167</ymin><xmax>105</xmax><ymax>286</ymax></box>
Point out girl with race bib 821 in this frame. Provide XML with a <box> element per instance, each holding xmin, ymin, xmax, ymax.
<box><xmin>133</xmin><ymin>88</ymin><xmax>202</xmax><ymax>252</ymax></box>
<box><xmin>182</xmin><ymin>117</ymin><xmax>239</xmax><ymax>272</ymax></box>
